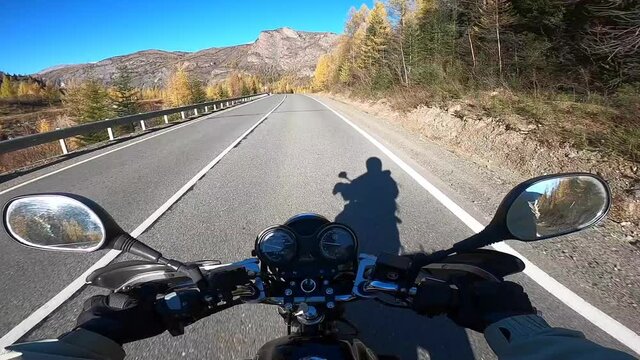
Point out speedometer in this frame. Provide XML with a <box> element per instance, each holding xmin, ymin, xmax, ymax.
<box><xmin>257</xmin><ymin>226</ymin><xmax>297</xmax><ymax>265</ymax></box>
<box><xmin>318</xmin><ymin>224</ymin><xmax>357</xmax><ymax>262</ymax></box>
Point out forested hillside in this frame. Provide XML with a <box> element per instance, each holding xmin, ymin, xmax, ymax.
<box><xmin>314</xmin><ymin>0</ymin><xmax>639</xmax><ymax>162</ymax></box>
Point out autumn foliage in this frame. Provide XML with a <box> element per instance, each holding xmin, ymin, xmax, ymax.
<box><xmin>315</xmin><ymin>0</ymin><xmax>640</xmax><ymax>93</ymax></box>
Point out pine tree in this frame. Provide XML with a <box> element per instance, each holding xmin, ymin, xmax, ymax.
<box><xmin>111</xmin><ymin>65</ymin><xmax>140</xmax><ymax>117</ymax></box>
<box><xmin>44</xmin><ymin>81</ymin><xmax>61</xmax><ymax>105</ymax></box>
<box><xmin>63</xmin><ymin>79</ymin><xmax>113</xmax><ymax>144</ymax></box>
<box><xmin>188</xmin><ymin>77</ymin><xmax>207</xmax><ymax>104</ymax></box>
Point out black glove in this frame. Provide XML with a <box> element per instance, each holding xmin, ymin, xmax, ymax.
<box><xmin>75</xmin><ymin>287</ymin><xmax>167</xmax><ymax>345</ymax></box>
<box><xmin>412</xmin><ymin>281</ymin><xmax>457</xmax><ymax>317</ymax></box>
<box><xmin>448</xmin><ymin>281</ymin><xmax>536</xmax><ymax>332</ymax></box>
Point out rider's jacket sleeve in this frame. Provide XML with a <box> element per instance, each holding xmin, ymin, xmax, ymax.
<box><xmin>3</xmin><ymin>329</ymin><xmax>125</xmax><ymax>360</ymax></box>
<box><xmin>484</xmin><ymin>314</ymin><xmax>636</xmax><ymax>360</ymax></box>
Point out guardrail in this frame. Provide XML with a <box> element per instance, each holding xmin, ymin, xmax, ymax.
<box><xmin>0</xmin><ymin>93</ymin><xmax>268</xmax><ymax>155</ymax></box>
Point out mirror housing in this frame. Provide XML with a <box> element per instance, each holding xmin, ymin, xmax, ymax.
<box><xmin>493</xmin><ymin>172</ymin><xmax>610</xmax><ymax>242</ymax></box>
<box><xmin>338</xmin><ymin>171</ymin><xmax>348</xmax><ymax>179</ymax></box>
<box><xmin>453</xmin><ymin>173</ymin><xmax>611</xmax><ymax>253</ymax></box>
<box><xmin>3</xmin><ymin>193</ymin><xmax>126</xmax><ymax>252</ymax></box>
<box><xmin>3</xmin><ymin>193</ymin><xmax>163</xmax><ymax>261</ymax></box>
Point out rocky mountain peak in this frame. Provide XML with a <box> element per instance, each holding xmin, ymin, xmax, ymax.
<box><xmin>32</xmin><ymin>27</ymin><xmax>340</xmax><ymax>88</ymax></box>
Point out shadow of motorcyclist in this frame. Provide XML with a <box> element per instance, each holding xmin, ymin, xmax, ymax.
<box><xmin>333</xmin><ymin>157</ymin><xmax>475</xmax><ymax>360</ymax></box>
<box><xmin>333</xmin><ymin>157</ymin><xmax>401</xmax><ymax>256</ymax></box>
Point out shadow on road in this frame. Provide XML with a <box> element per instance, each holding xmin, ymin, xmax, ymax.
<box><xmin>333</xmin><ymin>157</ymin><xmax>475</xmax><ymax>360</ymax></box>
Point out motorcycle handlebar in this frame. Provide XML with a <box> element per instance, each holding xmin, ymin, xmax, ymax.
<box><xmin>150</xmin><ymin>255</ymin><xmax>465</xmax><ymax>333</ymax></box>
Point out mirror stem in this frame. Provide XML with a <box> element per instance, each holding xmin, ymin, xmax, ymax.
<box><xmin>112</xmin><ymin>234</ymin><xmax>162</xmax><ymax>261</ymax></box>
<box><xmin>410</xmin><ymin>230</ymin><xmax>500</xmax><ymax>271</ymax></box>
<box><xmin>157</xmin><ymin>258</ymin><xmax>206</xmax><ymax>290</ymax></box>
<box><xmin>410</xmin><ymin>248</ymin><xmax>455</xmax><ymax>270</ymax></box>
<box><xmin>451</xmin><ymin>231</ymin><xmax>498</xmax><ymax>253</ymax></box>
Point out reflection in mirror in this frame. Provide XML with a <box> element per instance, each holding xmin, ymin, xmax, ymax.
<box><xmin>5</xmin><ymin>195</ymin><xmax>106</xmax><ymax>251</ymax></box>
<box><xmin>506</xmin><ymin>175</ymin><xmax>609</xmax><ymax>241</ymax></box>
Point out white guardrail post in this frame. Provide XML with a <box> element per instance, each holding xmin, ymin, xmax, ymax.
<box><xmin>58</xmin><ymin>139</ymin><xmax>68</xmax><ymax>154</ymax></box>
<box><xmin>194</xmin><ymin>108</ymin><xmax>198</xmax><ymax>116</ymax></box>
<box><xmin>55</xmin><ymin>127</ymin><xmax>68</xmax><ymax>154</ymax></box>
<box><xmin>140</xmin><ymin>120</ymin><xmax>146</xmax><ymax>131</ymax></box>
<box><xmin>107</xmin><ymin>127</ymin><xmax>114</xmax><ymax>140</ymax></box>
<box><xmin>181</xmin><ymin>111</ymin><xmax>186</xmax><ymax>120</ymax></box>
<box><xmin>164</xmin><ymin>115</ymin><xmax>169</xmax><ymax>124</ymax></box>
<box><xmin>205</xmin><ymin>106</ymin><xmax>208</xmax><ymax>113</ymax></box>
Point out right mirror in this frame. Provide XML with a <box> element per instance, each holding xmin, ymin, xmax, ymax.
<box><xmin>505</xmin><ymin>175</ymin><xmax>610</xmax><ymax>241</ymax></box>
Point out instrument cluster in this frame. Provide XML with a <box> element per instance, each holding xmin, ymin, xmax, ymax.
<box><xmin>253</xmin><ymin>222</ymin><xmax>358</xmax><ymax>280</ymax></box>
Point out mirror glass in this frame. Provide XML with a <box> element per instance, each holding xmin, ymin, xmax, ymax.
<box><xmin>506</xmin><ymin>175</ymin><xmax>609</xmax><ymax>241</ymax></box>
<box><xmin>4</xmin><ymin>195</ymin><xmax>106</xmax><ymax>251</ymax></box>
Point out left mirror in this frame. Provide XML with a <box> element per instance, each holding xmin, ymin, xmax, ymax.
<box><xmin>3</xmin><ymin>195</ymin><xmax>106</xmax><ymax>252</ymax></box>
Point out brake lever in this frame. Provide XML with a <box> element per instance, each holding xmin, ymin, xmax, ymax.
<box><xmin>363</xmin><ymin>280</ymin><xmax>417</xmax><ymax>296</ymax></box>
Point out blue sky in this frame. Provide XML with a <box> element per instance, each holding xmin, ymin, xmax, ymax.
<box><xmin>1</xmin><ymin>0</ymin><xmax>370</xmax><ymax>75</ymax></box>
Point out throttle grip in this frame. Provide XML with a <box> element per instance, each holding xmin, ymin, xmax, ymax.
<box><xmin>155</xmin><ymin>289</ymin><xmax>207</xmax><ymax>335</ymax></box>
<box><xmin>412</xmin><ymin>282</ymin><xmax>459</xmax><ymax>317</ymax></box>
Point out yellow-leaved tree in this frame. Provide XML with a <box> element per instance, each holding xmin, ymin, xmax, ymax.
<box><xmin>357</xmin><ymin>1</ymin><xmax>392</xmax><ymax>87</ymax></box>
<box><xmin>225</xmin><ymin>72</ymin><xmax>244</xmax><ymax>97</ymax></box>
<box><xmin>338</xmin><ymin>5</ymin><xmax>370</xmax><ymax>85</ymax></box>
<box><xmin>164</xmin><ymin>68</ymin><xmax>191</xmax><ymax>107</ymax></box>
<box><xmin>313</xmin><ymin>54</ymin><xmax>334</xmax><ymax>91</ymax></box>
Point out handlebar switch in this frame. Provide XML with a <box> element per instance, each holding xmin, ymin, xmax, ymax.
<box><xmin>373</xmin><ymin>253</ymin><xmax>412</xmax><ymax>283</ymax></box>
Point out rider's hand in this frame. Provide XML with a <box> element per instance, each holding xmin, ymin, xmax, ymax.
<box><xmin>448</xmin><ymin>281</ymin><xmax>536</xmax><ymax>332</ymax></box>
<box><xmin>75</xmin><ymin>287</ymin><xmax>167</xmax><ymax>344</ymax></box>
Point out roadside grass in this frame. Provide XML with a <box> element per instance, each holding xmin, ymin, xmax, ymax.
<box><xmin>357</xmin><ymin>84</ymin><xmax>640</xmax><ymax>164</ymax></box>
<box><xmin>477</xmin><ymin>91</ymin><xmax>639</xmax><ymax>163</ymax></box>
<box><xmin>0</xmin><ymin>143</ymin><xmax>61</xmax><ymax>173</ymax></box>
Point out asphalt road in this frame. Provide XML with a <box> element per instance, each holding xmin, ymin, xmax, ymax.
<box><xmin>0</xmin><ymin>94</ymin><xmax>636</xmax><ymax>359</ymax></box>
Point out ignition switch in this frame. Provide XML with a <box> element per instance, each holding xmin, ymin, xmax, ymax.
<box><xmin>300</xmin><ymin>278</ymin><xmax>316</xmax><ymax>293</ymax></box>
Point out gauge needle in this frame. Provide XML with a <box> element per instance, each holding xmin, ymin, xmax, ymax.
<box><xmin>323</xmin><ymin>242</ymin><xmax>343</xmax><ymax>246</ymax></box>
<box><xmin>263</xmin><ymin>244</ymin><xmax>285</xmax><ymax>250</ymax></box>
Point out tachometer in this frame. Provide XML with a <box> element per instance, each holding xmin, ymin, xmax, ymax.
<box><xmin>318</xmin><ymin>224</ymin><xmax>357</xmax><ymax>262</ymax></box>
<box><xmin>257</xmin><ymin>226</ymin><xmax>297</xmax><ymax>265</ymax></box>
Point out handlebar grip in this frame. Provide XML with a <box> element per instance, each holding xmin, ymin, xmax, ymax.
<box><xmin>155</xmin><ymin>289</ymin><xmax>206</xmax><ymax>335</ymax></box>
<box><xmin>412</xmin><ymin>282</ymin><xmax>459</xmax><ymax>317</ymax></box>
<box><xmin>154</xmin><ymin>286</ymin><xmax>244</xmax><ymax>336</ymax></box>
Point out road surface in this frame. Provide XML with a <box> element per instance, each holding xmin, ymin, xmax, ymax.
<box><xmin>0</xmin><ymin>94</ymin><xmax>636</xmax><ymax>359</ymax></box>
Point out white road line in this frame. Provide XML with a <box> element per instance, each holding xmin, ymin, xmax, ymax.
<box><xmin>0</xmin><ymin>95</ymin><xmax>285</xmax><ymax>350</ymax></box>
<box><xmin>0</xmin><ymin>95</ymin><xmax>270</xmax><ymax>196</ymax></box>
<box><xmin>309</xmin><ymin>95</ymin><xmax>640</xmax><ymax>356</ymax></box>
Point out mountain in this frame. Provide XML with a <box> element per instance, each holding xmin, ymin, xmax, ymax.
<box><xmin>35</xmin><ymin>27</ymin><xmax>339</xmax><ymax>88</ymax></box>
